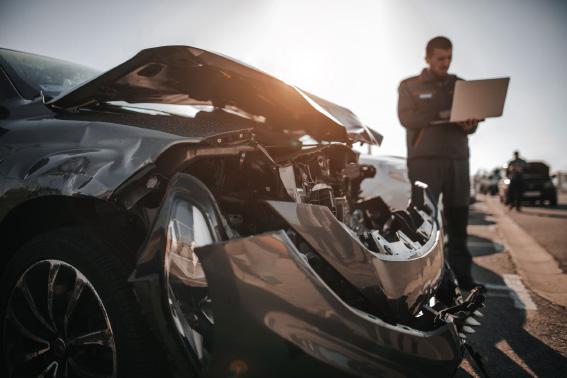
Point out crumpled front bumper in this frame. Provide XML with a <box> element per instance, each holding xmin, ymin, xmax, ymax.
<box><xmin>196</xmin><ymin>231</ymin><xmax>463</xmax><ymax>377</ymax></box>
<box><xmin>130</xmin><ymin>173</ymin><xmax>464</xmax><ymax>378</ymax></box>
<box><xmin>265</xmin><ymin>198</ymin><xmax>445</xmax><ymax>321</ymax></box>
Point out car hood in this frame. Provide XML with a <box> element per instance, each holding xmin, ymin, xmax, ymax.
<box><xmin>48</xmin><ymin>45</ymin><xmax>380</xmax><ymax>145</ymax></box>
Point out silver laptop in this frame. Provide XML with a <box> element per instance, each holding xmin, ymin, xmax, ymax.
<box><xmin>431</xmin><ymin>77</ymin><xmax>510</xmax><ymax>124</ymax></box>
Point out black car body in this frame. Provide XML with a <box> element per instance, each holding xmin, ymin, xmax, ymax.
<box><xmin>0</xmin><ymin>46</ymin><xmax>484</xmax><ymax>377</ymax></box>
<box><xmin>499</xmin><ymin>161</ymin><xmax>558</xmax><ymax>206</ymax></box>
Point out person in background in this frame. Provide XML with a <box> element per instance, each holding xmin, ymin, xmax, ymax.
<box><xmin>507</xmin><ymin>150</ymin><xmax>528</xmax><ymax>211</ymax></box>
<box><xmin>397</xmin><ymin>36</ymin><xmax>483</xmax><ymax>291</ymax></box>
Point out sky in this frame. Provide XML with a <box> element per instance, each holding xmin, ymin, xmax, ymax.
<box><xmin>1</xmin><ymin>0</ymin><xmax>566</xmax><ymax>173</ymax></box>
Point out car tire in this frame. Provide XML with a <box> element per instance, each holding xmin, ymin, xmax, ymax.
<box><xmin>1</xmin><ymin>227</ymin><xmax>167</xmax><ymax>378</ymax></box>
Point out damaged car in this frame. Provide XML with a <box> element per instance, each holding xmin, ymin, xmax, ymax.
<box><xmin>0</xmin><ymin>46</ymin><xmax>485</xmax><ymax>378</ymax></box>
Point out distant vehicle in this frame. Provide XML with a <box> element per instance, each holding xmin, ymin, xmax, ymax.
<box><xmin>499</xmin><ymin>161</ymin><xmax>558</xmax><ymax>206</ymax></box>
<box><xmin>478</xmin><ymin>168</ymin><xmax>501</xmax><ymax>195</ymax></box>
<box><xmin>359</xmin><ymin>155</ymin><xmax>411</xmax><ymax>210</ymax></box>
<box><xmin>470</xmin><ymin>184</ymin><xmax>477</xmax><ymax>204</ymax></box>
<box><xmin>472</xmin><ymin>170</ymin><xmax>487</xmax><ymax>199</ymax></box>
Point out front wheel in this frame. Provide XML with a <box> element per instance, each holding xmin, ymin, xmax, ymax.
<box><xmin>1</xmin><ymin>228</ymin><xmax>167</xmax><ymax>378</ymax></box>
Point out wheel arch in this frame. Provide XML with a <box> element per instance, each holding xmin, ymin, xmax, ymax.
<box><xmin>0</xmin><ymin>195</ymin><xmax>147</xmax><ymax>275</ymax></box>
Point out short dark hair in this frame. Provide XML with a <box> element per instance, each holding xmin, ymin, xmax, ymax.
<box><xmin>426</xmin><ymin>36</ymin><xmax>452</xmax><ymax>57</ymax></box>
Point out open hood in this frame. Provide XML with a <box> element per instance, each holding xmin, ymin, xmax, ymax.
<box><xmin>48</xmin><ymin>46</ymin><xmax>380</xmax><ymax>144</ymax></box>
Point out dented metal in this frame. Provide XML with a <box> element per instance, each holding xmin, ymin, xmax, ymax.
<box><xmin>48</xmin><ymin>46</ymin><xmax>379</xmax><ymax>145</ymax></box>
<box><xmin>266</xmin><ymin>199</ymin><xmax>444</xmax><ymax>320</ymax></box>
<box><xmin>195</xmin><ymin>230</ymin><xmax>461</xmax><ymax>377</ymax></box>
<box><xmin>129</xmin><ymin>173</ymin><xmax>462</xmax><ymax>377</ymax></box>
<box><xmin>0</xmin><ymin>47</ymin><xmax>478</xmax><ymax>378</ymax></box>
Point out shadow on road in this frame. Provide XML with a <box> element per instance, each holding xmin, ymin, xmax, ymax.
<box><xmin>455</xmin><ymin>231</ymin><xmax>567</xmax><ymax>376</ymax></box>
<box><xmin>457</xmin><ymin>292</ymin><xmax>567</xmax><ymax>377</ymax></box>
<box><xmin>467</xmin><ymin>235</ymin><xmax>504</xmax><ymax>257</ymax></box>
<box><xmin>468</xmin><ymin>209</ymin><xmax>496</xmax><ymax>226</ymax></box>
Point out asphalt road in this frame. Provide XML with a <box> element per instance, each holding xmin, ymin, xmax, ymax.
<box><xmin>505</xmin><ymin>193</ymin><xmax>567</xmax><ymax>273</ymax></box>
<box><xmin>456</xmin><ymin>196</ymin><xmax>567</xmax><ymax>377</ymax></box>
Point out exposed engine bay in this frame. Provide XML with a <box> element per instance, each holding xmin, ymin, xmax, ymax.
<box><xmin>182</xmin><ymin>142</ymin><xmax>433</xmax><ymax>262</ymax></box>
<box><xmin>165</xmin><ymin>140</ymin><xmax>437</xmax><ymax>323</ymax></box>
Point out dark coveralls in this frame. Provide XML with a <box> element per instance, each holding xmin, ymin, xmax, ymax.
<box><xmin>398</xmin><ymin>68</ymin><xmax>478</xmax><ymax>288</ymax></box>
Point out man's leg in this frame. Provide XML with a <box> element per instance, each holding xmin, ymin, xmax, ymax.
<box><xmin>516</xmin><ymin>179</ymin><xmax>523</xmax><ymax>211</ymax></box>
<box><xmin>510</xmin><ymin>180</ymin><xmax>520</xmax><ymax>211</ymax></box>
<box><xmin>506</xmin><ymin>181</ymin><xmax>514</xmax><ymax>209</ymax></box>
<box><xmin>445</xmin><ymin>160</ymin><xmax>480</xmax><ymax>290</ymax></box>
<box><xmin>408</xmin><ymin>159</ymin><xmax>480</xmax><ymax>289</ymax></box>
<box><xmin>445</xmin><ymin>205</ymin><xmax>475</xmax><ymax>288</ymax></box>
<box><xmin>508</xmin><ymin>182</ymin><xmax>515</xmax><ymax>209</ymax></box>
<box><xmin>407</xmin><ymin>158</ymin><xmax>443</xmax><ymax>204</ymax></box>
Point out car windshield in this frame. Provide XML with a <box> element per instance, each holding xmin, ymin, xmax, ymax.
<box><xmin>0</xmin><ymin>49</ymin><xmax>99</xmax><ymax>98</ymax></box>
<box><xmin>526</xmin><ymin>162</ymin><xmax>550</xmax><ymax>177</ymax></box>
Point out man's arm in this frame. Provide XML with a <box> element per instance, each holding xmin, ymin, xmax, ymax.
<box><xmin>397</xmin><ymin>82</ymin><xmax>438</xmax><ymax>129</ymax></box>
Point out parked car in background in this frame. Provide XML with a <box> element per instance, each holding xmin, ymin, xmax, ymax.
<box><xmin>359</xmin><ymin>155</ymin><xmax>411</xmax><ymax>210</ymax></box>
<box><xmin>499</xmin><ymin>161</ymin><xmax>558</xmax><ymax>206</ymax></box>
<box><xmin>0</xmin><ymin>46</ymin><xmax>485</xmax><ymax>377</ymax></box>
<box><xmin>472</xmin><ymin>169</ymin><xmax>486</xmax><ymax>196</ymax></box>
<box><xmin>553</xmin><ymin>171</ymin><xmax>567</xmax><ymax>194</ymax></box>
<box><xmin>470</xmin><ymin>183</ymin><xmax>477</xmax><ymax>204</ymax></box>
<box><xmin>478</xmin><ymin>168</ymin><xmax>501</xmax><ymax>195</ymax></box>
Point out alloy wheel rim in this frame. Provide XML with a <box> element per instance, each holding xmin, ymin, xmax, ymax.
<box><xmin>3</xmin><ymin>259</ymin><xmax>117</xmax><ymax>378</ymax></box>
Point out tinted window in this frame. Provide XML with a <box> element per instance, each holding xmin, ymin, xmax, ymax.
<box><xmin>0</xmin><ymin>49</ymin><xmax>99</xmax><ymax>99</ymax></box>
<box><xmin>527</xmin><ymin>162</ymin><xmax>549</xmax><ymax>177</ymax></box>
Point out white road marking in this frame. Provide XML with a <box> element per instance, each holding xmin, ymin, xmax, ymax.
<box><xmin>484</xmin><ymin>275</ymin><xmax>537</xmax><ymax>310</ymax></box>
<box><xmin>503</xmin><ymin>274</ymin><xmax>538</xmax><ymax>310</ymax></box>
<box><xmin>484</xmin><ymin>196</ymin><xmax>567</xmax><ymax>307</ymax></box>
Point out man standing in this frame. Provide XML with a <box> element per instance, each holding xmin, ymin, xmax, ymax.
<box><xmin>507</xmin><ymin>150</ymin><xmax>528</xmax><ymax>211</ymax></box>
<box><xmin>397</xmin><ymin>36</ymin><xmax>481</xmax><ymax>290</ymax></box>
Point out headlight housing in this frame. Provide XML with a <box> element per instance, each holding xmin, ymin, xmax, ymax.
<box><xmin>164</xmin><ymin>198</ymin><xmax>214</xmax><ymax>363</ymax></box>
<box><xmin>166</xmin><ymin>201</ymin><xmax>211</xmax><ymax>287</ymax></box>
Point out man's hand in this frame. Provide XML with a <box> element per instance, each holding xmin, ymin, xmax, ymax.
<box><xmin>458</xmin><ymin>118</ymin><xmax>482</xmax><ymax>131</ymax></box>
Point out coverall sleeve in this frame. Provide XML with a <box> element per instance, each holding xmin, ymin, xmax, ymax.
<box><xmin>397</xmin><ymin>82</ymin><xmax>438</xmax><ymax>130</ymax></box>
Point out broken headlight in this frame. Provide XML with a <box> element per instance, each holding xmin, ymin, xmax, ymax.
<box><xmin>165</xmin><ymin>198</ymin><xmax>214</xmax><ymax>362</ymax></box>
<box><xmin>166</xmin><ymin>201</ymin><xmax>211</xmax><ymax>287</ymax></box>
